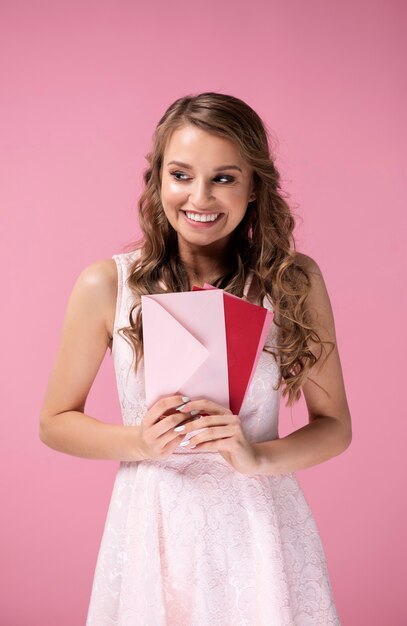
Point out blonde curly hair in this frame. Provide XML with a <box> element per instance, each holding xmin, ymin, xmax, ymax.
<box><xmin>116</xmin><ymin>92</ymin><xmax>334</xmax><ymax>407</ymax></box>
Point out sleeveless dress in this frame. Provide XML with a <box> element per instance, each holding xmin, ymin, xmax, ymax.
<box><xmin>85</xmin><ymin>249</ymin><xmax>341</xmax><ymax>626</ymax></box>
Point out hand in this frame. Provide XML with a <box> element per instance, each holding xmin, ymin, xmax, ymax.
<box><xmin>176</xmin><ymin>398</ymin><xmax>261</xmax><ymax>475</ymax></box>
<box><xmin>137</xmin><ymin>394</ymin><xmax>199</xmax><ymax>460</ymax></box>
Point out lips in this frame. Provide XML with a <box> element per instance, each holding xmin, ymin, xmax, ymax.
<box><xmin>183</xmin><ymin>211</ymin><xmax>220</xmax><ymax>222</ymax></box>
<box><xmin>181</xmin><ymin>210</ymin><xmax>224</xmax><ymax>228</ymax></box>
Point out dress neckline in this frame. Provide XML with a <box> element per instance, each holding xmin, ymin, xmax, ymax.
<box><xmin>154</xmin><ymin>270</ymin><xmax>255</xmax><ymax>297</ymax></box>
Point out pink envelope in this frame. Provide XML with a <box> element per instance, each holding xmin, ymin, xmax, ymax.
<box><xmin>193</xmin><ymin>283</ymin><xmax>274</xmax><ymax>414</ymax></box>
<box><xmin>141</xmin><ymin>290</ymin><xmax>229</xmax><ymax>410</ymax></box>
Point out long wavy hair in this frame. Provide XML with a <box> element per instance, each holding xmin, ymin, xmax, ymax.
<box><xmin>115</xmin><ymin>92</ymin><xmax>334</xmax><ymax>407</ymax></box>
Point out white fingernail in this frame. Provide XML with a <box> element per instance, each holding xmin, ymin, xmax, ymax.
<box><xmin>190</xmin><ymin>409</ymin><xmax>200</xmax><ymax>416</ymax></box>
<box><xmin>182</xmin><ymin>396</ymin><xmax>190</xmax><ymax>403</ymax></box>
<box><xmin>179</xmin><ymin>439</ymin><xmax>190</xmax><ymax>446</ymax></box>
<box><xmin>174</xmin><ymin>425</ymin><xmax>186</xmax><ymax>432</ymax></box>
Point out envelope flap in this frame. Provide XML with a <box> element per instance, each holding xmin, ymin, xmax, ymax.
<box><xmin>141</xmin><ymin>296</ymin><xmax>209</xmax><ymax>407</ymax></box>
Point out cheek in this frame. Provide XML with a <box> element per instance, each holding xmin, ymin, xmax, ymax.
<box><xmin>164</xmin><ymin>181</ymin><xmax>186</xmax><ymax>205</ymax></box>
<box><xmin>227</xmin><ymin>189</ymin><xmax>249</xmax><ymax>213</ymax></box>
<box><xmin>160</xmin><ymin>187</ymin><xmax>183</xmax><ymax>225</ymax></box>
<box><xmin>219</xmin><ymin>187</ymin><xmax>248</xmax><ymax>212</ymax></box>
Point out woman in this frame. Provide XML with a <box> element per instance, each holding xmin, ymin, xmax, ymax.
<box><xmin>39</xmin><ymin>92</ymin><xmax>352</xmax><ymax>625</ymax></box>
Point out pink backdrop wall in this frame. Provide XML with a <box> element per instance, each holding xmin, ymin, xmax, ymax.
<box><xmin>1</xmin><ymin>0</ymin><xmax>405</xmax><ymax>624</ymax></box>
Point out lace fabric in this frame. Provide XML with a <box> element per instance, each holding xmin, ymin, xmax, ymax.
<box><xmin>85</xmin><ymin>249</ymin><xmax>341</xmax><ymax>626</ymax></box>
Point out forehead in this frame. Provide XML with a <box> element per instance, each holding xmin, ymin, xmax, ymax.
<box><xmin>164</xmin><ymin>125</ymin><xmax>246</xmax><ymax>167</ymax></box>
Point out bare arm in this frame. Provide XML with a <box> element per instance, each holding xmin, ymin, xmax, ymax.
<box><xmin>254</xmin><ymin>253</ymin><xmax>352</xmax><ymax>475</ymax></box>
<box><xmin>39</xmin><ymin>259</ymin><xmax>144</xmax><ymax>462</ymax></box>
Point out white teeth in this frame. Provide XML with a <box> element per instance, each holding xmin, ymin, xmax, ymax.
<box><xmin>185</xmin><ymin>211</ymin><xmax>220</xmax><ymax>222</ymax></box>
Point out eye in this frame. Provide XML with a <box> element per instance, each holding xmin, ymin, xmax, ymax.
<box><xmin>215</xmin><ymin>175</ymin><xmax>235</xmax><ymax>184</ymax></box>
<box><xmin>169</xmin><ymin>171</ymin><xmax>235</xmax><ymax>184</ymax></box>
<box><xmin>170</xmin><ymin>171</ymin><xmax>191</xmax><ymax>181</ymax></box>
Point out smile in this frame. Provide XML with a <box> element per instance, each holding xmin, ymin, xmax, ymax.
<box><xmin>181</xmin><ymin>210</ymin><xmax>224</xmax><ymax>228</ymax></box>
<box><xmin>184</xmin><ymin>210</ymin><xmax>220</xmax><ymax>222</ymax></box>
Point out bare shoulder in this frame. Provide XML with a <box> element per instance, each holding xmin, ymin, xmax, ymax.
<box><xmin>292</xmin><ymin>251</ymin><xmax>322</xmax><ymax>275</ymax></box>
<box><xmin>77</xmin><ymin>258</ymin><xmax>118</xmax><ymax>341</ymax></box>
<box><xmin>292</xmin><ymin>251</ymin><xmax>336</xmax><ymax>339</ymax></box>
<box><xmin>293</xmin><ymin>251</ymin><xmax>329</xmax><ymax>301</ymax></box>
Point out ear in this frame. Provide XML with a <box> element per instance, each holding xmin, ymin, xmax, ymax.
<box><xmin>248</xmin><ymin>180</ymin><xmax>256</xmax><ymax>202</ymax></box>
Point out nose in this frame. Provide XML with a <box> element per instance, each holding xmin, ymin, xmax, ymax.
<box><xmin>189</xmin><ymin>178</ymin><xmax>214</xmax><ymax>210</ymax></box>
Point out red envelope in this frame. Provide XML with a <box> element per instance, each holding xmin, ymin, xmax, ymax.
<box><xmin>192</xmin><ymin>284</ymin><xmax>273</xmax><ymax>414</ymax></box>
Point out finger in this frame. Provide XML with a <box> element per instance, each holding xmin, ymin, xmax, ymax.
<box><xmin>144</xmin><ymin>394</ymin><xmax>192</xmax><ymax>426</ymax></box>
<box><xmin>188</xmin><ymin>439</ymin><xmax>231</xmax><ymax>452</ymax></box>
<box><xmin>191</xmin><ymin>430</ymin><xmax>237</xmax><ymax>451</ymax></box>
<box><xmin>144</xmin><ymin>409</ymin><xmax>194</xmax><ymax>452</ymax></box>
<box><xmin>178</xmin><ymin>398</ymin><xmax>233</xmax><ymax>416</ymax></box>
<box><xmin>156</xmin><ymin>426</ymin><xmax>188</xmax><ymax>451</ymax></box>
<box><xmin>152</xmin><ymin>410</ymin><xmax>196</xmax><ymax>439</ymax></box>
<box><xmin>181</xmin><ymin>425</ymin><xmax>237</xmax><ymax>447</ymax></box>
<box><xmin>152</xmin><ymin>406</ymin><xmax>205</xmax><ymax>438</ymax></box>
<box><xmin>178</xmin><ymin>413</ymin><xmax>239</xmax><ymax>435</ymax></box>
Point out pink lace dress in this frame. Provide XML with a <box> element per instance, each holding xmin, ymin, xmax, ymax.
<box><xmin>85</xmin><ymin>248</ymin><xmax>341</xmax><ymax>626</ymax></box>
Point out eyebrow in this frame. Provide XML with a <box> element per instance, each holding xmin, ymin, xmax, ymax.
<box><xmin>167</xmin><ymin>160</ymin><xmax>242</xmax><ymax>173</ymax></box>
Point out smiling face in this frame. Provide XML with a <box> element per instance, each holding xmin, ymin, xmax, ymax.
<box><xmin>160</xmin><ymin>125</ymin><xmax>256</xmax><ymax>258</ymax></box>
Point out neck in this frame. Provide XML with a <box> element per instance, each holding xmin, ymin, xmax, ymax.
<box><xmin>177</xmin><ymin>236</ymin><xmax>235</xmax><ymax>286</ymax></box>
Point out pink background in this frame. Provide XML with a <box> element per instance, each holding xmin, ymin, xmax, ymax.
<box><xmin>1</xmin><ymin>0</ymin><xmax>405</xmax><ymax>624</ymax></box>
